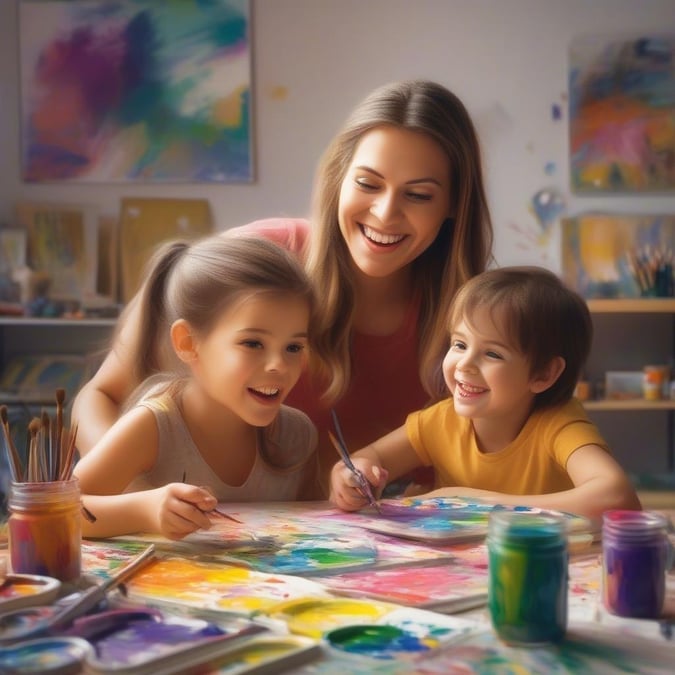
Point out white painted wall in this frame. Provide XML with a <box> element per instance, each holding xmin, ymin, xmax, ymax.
<box><xmin>1</xmin><ymin>0</ymin><xmax>674</xmax><ymax>475</ymax></box>
<box><xmin>2</xmin><ymin>0</ymin><xmax>675</xmax><ymax>269</ymax></box>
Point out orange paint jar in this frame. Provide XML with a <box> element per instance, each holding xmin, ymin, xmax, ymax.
<box><xmin>8</xmin><ymin>478</ymin><xmax>82</xmax><ymax>582</ymax></box>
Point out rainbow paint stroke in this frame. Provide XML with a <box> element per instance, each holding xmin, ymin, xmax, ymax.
<box><xmin>19</xmin><ymin>0</ymin><xmax>252</xmax><ymax>183</ymax></box>
<box><xmin>124</xmin><ymin>557</ymin><xmax>331</xmax><ymax>617</ymax></box>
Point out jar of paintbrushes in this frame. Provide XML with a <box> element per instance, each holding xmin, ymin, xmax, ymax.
<box><xmin>1</xmin><ymin>389</ymin><xmax>82</xmax><ymax>582</ymax></box>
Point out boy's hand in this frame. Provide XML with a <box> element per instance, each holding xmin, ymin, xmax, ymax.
<box><xmin>329</xmin><ymin>458</ymin><xmax>388</xmax><ymax>511</ymax></box>
<box><xmin>151</xmin><ymin>483</ymin><xmax>218</xmax><ymax>539</ymax></box>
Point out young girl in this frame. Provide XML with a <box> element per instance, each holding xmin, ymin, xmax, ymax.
<box><xmin>330</xmin><ymin>267</ymin><xmax>641</xmax><ymax>520</ymax></box>
<box><xmin>72</xmin><ymin>80</ymin><xmax>494</xmax><ymax>495</ymax></box>
<box><xmin>73</xmin><ymin>236</ymin><xmax>317</xmax><ymax>539</ymax></box>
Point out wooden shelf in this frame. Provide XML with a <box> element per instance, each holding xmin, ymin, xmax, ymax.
<box><xmin>583</xmin><ymin>399</ymin><xmax>675</xmax><ymax>411</ymax></box>
<box><xmin>0</xmin><ymin>317</ymin><xmax>117</xmax><ymax>328</ymax></box>
<box><xmin>587</xmin><ymin>298</ymin><xmax>675</xmax><ymax>313</ymax></box>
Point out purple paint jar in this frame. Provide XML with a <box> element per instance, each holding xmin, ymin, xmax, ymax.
<box><xmin>602</xmin><ymin>510</ymin><xmax>671</xmax><ymax>618</ymax></box>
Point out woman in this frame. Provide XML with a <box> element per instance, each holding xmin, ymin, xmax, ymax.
<box><xmin>72</xmin><ymin>80</ymin><xmax>494</xmax><ymax>495</ymax></box>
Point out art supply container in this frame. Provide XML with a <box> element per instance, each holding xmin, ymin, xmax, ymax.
<box><xmin>642</xmin><ymin>365</ymin><xmax>667</xmax><ymax>401</ymax></box>
<box><xmin>8</xmin><ymin>479</ymin><xmax>82</xmax><ymax>582</ymax></box>
<box><xmin>602</xmin><ymin>510</ymin><xmax>671</xmax><ymax>618</ymax></box>
<box><xmin>487</xmin><ymin>511</ymin><xmax>568</xmax><ymax>645</ymax></box>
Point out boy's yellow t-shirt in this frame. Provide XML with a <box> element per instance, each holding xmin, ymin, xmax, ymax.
<box><xmin>406</xmin><ymin>398</ymin><xmax>610</xmax><ymax>495</ymax></box>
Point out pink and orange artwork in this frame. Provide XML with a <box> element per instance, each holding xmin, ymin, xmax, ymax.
<box><xmin>569</xmin><ymin>34</ymin><xmax>675</xmax><ymax>192</ymax></box>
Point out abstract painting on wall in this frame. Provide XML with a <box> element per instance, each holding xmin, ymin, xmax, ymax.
<box><xmin>569</xmin><ymin>34</ymin><xmax>675</xmax><ymax>192</ymax></box>
<box><xmin>19</xmin><ymin>0</ymin><xmax>252</xmax><ymax>183</ymax></box>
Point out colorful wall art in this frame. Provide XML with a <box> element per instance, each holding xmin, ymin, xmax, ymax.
<box><xmin>19</xmin><ymin>1</ymin><xmax>252</xmax><ymax>183</ymax></box>
<box><xmin>569</xmin><ymin>34</ymin><xmax>675</xmax><ymax>192</ymax></box>
<box><xmin>562</xmin><ymin>213</ymin><xmax>674</xmax><ymax>298</ymax></box>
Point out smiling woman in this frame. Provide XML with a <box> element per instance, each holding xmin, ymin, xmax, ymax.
<box><xmin>72</xmin><ymin>80</ymin><xmax>494</xmax><ymax>496</ymax></box>
<box><xmin>72</xmin><ymin>235</ymin><xmax>318</xmax><ymax>540</ymax></box>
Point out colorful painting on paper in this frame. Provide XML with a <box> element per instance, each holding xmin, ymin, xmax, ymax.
<box><xmin>562</xmin><ymin>213</ymin><xmax>675</xmax><ymax>299</ymax></box>
<box><xmin>125</xmin><ymin>557</ymin><xmax>332</xmax><ymax>617</ymax></box>
<box><xmin>19</xmin><ymin>0</ymin><xmax>252</xmax><ymax>183</ymax></box>
<box><xmin>569</xmin><ymin>34</ymin><xmax>675</xmax><ymax>192</ymax></box>
<box><xmin>344</xmin><ymin>497</ymin><xmax>593</xmax><ymax>545</ymax></box>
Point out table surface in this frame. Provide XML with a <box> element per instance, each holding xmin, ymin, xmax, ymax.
<box><xmin>1</xmin><ymin>502</ymin><xmax>674</xmax><ymax>672</ymax></box>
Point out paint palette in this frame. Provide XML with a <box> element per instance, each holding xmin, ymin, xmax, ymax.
<box><xmin>80</xmin><ymin>611</ymin><xmax>267</xmax><ymax>674</ymax></box>
<box><xmin>0</xmin><ymin>573</ymin><xmax>61</xmax><ymax>613</ymax></box>
<box><xmin>0</xmin><ymin>636</ymin><xmax>92</xmax><ymax>675</ymax></box>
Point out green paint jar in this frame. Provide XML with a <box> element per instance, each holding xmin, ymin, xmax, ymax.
<box><xmin>487</xmin><ymin>510</ymin><xmax>568</xmax><ymax>645</ymax></box>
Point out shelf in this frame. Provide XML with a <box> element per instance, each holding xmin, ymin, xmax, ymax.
<box><xmin>583</xmin><ymin>399</ymin><xmax>675</xmax><ymax>411</ymax></box>
<box><xmin>586</xmin><ymin>298</ymin><xmax>675</xmax><ymax>313</ymax></box>
<box><xmin>0</xmin><ymin>317</ymin><xmax>117</xmax><ymax>328</ymax></box>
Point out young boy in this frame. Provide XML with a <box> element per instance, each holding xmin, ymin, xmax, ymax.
<box><xmin>330</xmin><ymin>266</ymin><xmax>641</xmax><ymax>519</ymax></box>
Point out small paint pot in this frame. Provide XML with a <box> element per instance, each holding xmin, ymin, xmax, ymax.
<box><xmin>487</xmin><ymin>511</ymin><xmax>568</xmax><ymax>645</ymax></box>
<box><xmin>8</xmin><ymin>479</ymin><xmax>82</xmax><ymax>582</ymax></box>
<box><xmin>602</xmin><ymin>510</ymin><xmax>672</xmax><ymax>618</ymax></box>
<box><xmin>0</xmin><ymin>636</ymin><xmax>92</xmax><ymax>675</ymax></box>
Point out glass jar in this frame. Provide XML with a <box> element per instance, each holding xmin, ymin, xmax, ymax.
<box><xmin>8</xmin><ymin>478</ymin><xmax>82</xmax><ymax>582</ymax></box>
<box><xmin>487</xmin><ymin>511</ymin><xmax>568</xmax><ymax>645</ymax></box>
<box><xmin>602</xmin><ymin>510</ymin><xmax>671</xmax><ymax>618</ymax></box>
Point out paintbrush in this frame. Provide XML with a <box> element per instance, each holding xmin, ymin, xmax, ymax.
<box><xmin>0</xmin><ymin>405</ymin><xmax>23</xmax><ymax>482</ymax></box>
<box><xmin>58</xmin><ymin>422</ymin><xmax>79</xmax><ymax>482</ymax></box>
<box><xmin>27</xmin><ymin>418</ymin><xmax>42</xmax><ymax>482</ymax></box>
<box><xmin>54</xmin><ymin>388</ymin><xmax>65</xmax><ymax>477</ymax></box>
<box><xmin>329</xmin><ymin>410</ymin><xmax>381</xmax><ymax>513</ymax></box>
<box><xmin>181</xmin><ymin>471</ymin><xmax>243</xmax><ymax>524</ymax></box>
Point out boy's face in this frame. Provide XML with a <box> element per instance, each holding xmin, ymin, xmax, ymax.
<box><xmin>189</xmin><ymin>292</ymin><xmax>310</xmax><ymax>428</ymax></box>
<box><xmin>443</xmin><ymin>306</ymin><xmax>540</xmax><ymax>424</ymax></box>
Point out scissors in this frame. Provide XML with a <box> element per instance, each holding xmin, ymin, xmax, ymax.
<box><xmin>329</xmin><ymin>410</ymin><xmax>380</xmax><ymax>513</ymax></box>
<box><xmin>0</xmin><ymin>544</ymin><xmax>156</xmax><ymax>645</ymax></box>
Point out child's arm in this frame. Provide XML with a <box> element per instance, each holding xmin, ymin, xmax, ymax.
<box><xmin>329</xmin><ymin>425</ymin><xmax>423</xmax><ymax>511</ymax></box>
<box><xmin>73</xmin><ymin>406</ymin><xmax>216</xmax><ymax>539</ymax></box>
<box><xmin>423</xmin><ymin>443</ymin><xmax>641</xmax><ymax>519</ymax></box>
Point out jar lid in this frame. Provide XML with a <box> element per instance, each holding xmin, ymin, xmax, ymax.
<box><xmin>488</xmin><ymin>510</ymin><xmax>566</xmax><ymax>546</ymax></box>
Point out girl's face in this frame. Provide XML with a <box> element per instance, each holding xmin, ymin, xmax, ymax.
<box><xmin>190</xmin><ymin>292</ymin><xmax>310</xmax><ymax>427</ymax></box>
<box><xmin>442</xmin><ymin>306</ymin><xmax>540</xmax><ymax>426</ymax></box>
<box><xmin>338</xmin><ymin>125</ymin><xmax>452</xmax><ymax>279</ymax></box>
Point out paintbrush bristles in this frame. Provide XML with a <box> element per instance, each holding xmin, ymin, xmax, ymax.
<box><xmin>1</xmin><ymin>389</ymin><xmax>78</xmax><ymax>484</ymax></box>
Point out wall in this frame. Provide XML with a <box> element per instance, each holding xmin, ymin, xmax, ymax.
<box><xmin>1</xmin><ymin>0</ymin><xmax>674</xmax><ymax>474</ymax></box>
<box><xmin>2</xmin><ymin>0</ymin><xmax>675</xmax><ymax>267</ymax></box>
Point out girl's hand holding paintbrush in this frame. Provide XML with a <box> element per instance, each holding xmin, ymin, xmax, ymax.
<box><xmin>79</xmin><ymin>483</ymin><xmax>220</xmax><ymax>541</ymax></box>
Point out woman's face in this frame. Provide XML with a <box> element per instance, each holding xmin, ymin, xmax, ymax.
<box><xmin>338</xmin><ymin>125</ymin><xmax>452</xmax><ymax>279</ymax></box>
